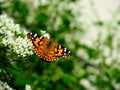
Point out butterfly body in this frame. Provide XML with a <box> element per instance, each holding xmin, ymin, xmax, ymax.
<box><xmin>27</xmin><ymin>32</ymin><xmax>71</xmax><ymax>61</ymax></box>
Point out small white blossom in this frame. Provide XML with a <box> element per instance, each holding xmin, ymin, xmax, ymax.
<box><xmin>76</xmin><ymin>48</ymin><xmax>89</xmax><ymax>59</ymax></box>
<box><xmin>40</xmin><ymin>30</ymin><xmax>50</xmax><ymax>39</ymax></box>
<box><xmin>25</xmin><ymin>84</ymin><xmax>32</xmax><ymax>90</ymax></box>
<box><xmin>80</xmin><ymin>78</ymin><xmax>96</xmax><ymax>90</ymax></box>
<box><xmin>0</xmin><ymin>81</ymin><xmax>14</xmax><ymax>90</ymax></box>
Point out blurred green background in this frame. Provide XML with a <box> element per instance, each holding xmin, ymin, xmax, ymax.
<box><xmin>1</xmin><ymin>0</ymin><xmax>120</xmax><ymax>90</ymax></box>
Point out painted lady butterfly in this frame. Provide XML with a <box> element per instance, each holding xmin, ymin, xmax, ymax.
<box><xmin>27</xmin><ymin>32</ymin><xmax>71</xmax><ymax>61</ymax></box>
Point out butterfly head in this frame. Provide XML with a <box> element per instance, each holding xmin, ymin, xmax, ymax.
<box><xmin>27</xmin><ymin>32</ymin><xmax>38</xmax><ymax>40</ymax></box>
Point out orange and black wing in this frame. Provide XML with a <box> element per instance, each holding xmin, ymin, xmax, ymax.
<box><xmin>27</xmin><ymin>32</ymin><xmax>48</xmax><ymax>57</ymax></box>
<box><xmin>44</xmin><ymin>42</ymin><xmax>71</xmax><ymax>61</ymax></box>
<box><xmin>27</xmin><ymin>32</ymin><xmax>71</xmax><ymax>61</ymax></box>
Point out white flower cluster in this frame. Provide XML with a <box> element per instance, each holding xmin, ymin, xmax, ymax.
<box><xmin>0</xmin><ymin>81</ymin><xmax>14</xmax><ymax>90</ymax></box>
<box><xmin>40</xmin><ymin>30</ymin><xmax>50</xmax><ymax>39</ymax></box>
<box><xmin>12</xmin><ymin>36</ymin><xmax>33</xmax><ymax>57</ymax></box>
<box><xmin>25</xmin><ymin>84</ymin><xmax>32</xmax><ymax>90</ymax></box>
<box><xmin>0</xmin><ymin>14</ymin><xmax>33</xmax><ymax>57</ymax></box>
<box><xmin>0</xmin><ymin>80</ymin><xmax>32</xmax><ymax>90</ymax></box>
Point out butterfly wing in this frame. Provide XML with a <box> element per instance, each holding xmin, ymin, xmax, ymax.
<box><xmin>27</xmin><ymin>32</ymin><xmax>71</xmax><ymax>61</ymax></box>
<box><xmin>27</xmin><ymin>33</ymin><xmax>48</xmax><ymax>57</ymax></box>
<box><xmin>44</xmin><ymin>42</ymin><xmax>71</xmax><ymax>61</ymax></box>
<box><xmin>33</xmin><ymin>37</ymin><xmax>49</xmax><ymax>57</ymax></box>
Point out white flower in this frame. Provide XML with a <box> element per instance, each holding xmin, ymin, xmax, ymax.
<box><xmin>40</xmin><ymin>30</ymin><xmax>50</xmax><ymax>39</ymax></box>
<box><xmin>0</xmin><ymin>81</ymin><xmax>14</xmax><ymax>90</ymax></box>
<box><xmin>0</xmin><ymin>14</ymin><xmax>33</xmax><ymax>57</ymax></box>
<box><xmin>0</xmin><ymin>14</ymin><xmax>21</xmax><ymax>35</ymax></box>
<box><xmin>80</xmin><ymin>78</ymin><xmax>96</xmax><ymax>90</ymax></box>
<box><xmin>0</xmin><ymin>81</ymin><xmax>32</xmax><ymax>90</ymax></box>
<box><xmin>12</xmin><ymin>36</ymin><xmax>33</xmax><ymax>57</ymax></box>
<box><xmin>76</xmin><ymin>48</ymin><xmax>89</xmax><ymax>59</ymax></box>
<box><xmin>25</xmin><ymin>84</ymin><xmax>32</xmax><ymax>90</ymax></box>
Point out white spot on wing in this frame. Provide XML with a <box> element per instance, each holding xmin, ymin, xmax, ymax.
<box><xmin>34</xmin><ymin>34</ymin><xmax>37</xmax><ymax>37</ymax></box>
<box><xmin>59</xmin><ymin>45</ymin><xmax>61</xmax><ymax>48</ymax></box>
<box><xmin>64</xmin><ymin>48</ymin><xmax>67</xmax><ymax>52</ymax></box>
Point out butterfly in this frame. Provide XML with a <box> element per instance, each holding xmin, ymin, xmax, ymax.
<box><xmin>27</xmin><ymin>32</ymin><xmax>71</xmax><ymax>61</ymax></box>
